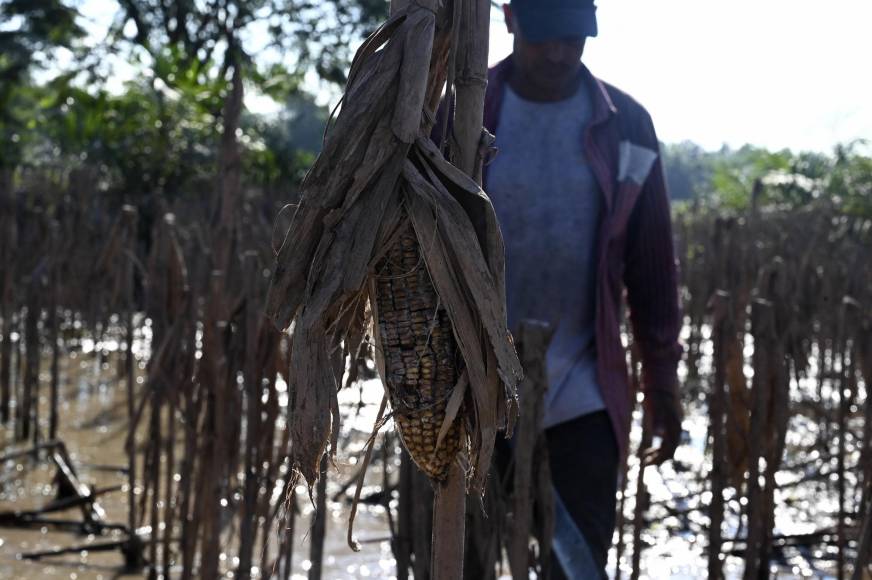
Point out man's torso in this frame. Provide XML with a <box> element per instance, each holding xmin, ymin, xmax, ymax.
<box><xmin>487</xmin><ymin>83</ymin><xmax>606</xmax><ymax>428</ymax></box>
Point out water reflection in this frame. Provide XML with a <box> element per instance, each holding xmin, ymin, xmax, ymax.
<box><xmin>0</xmin><ymin>322</ymin><xmax>858</xmax><ymax>579</ymax></box>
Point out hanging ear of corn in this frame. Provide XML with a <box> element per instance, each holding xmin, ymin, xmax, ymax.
<box><xmin>373</xmin><ymin>220</ymin><xmax>463</xmax><ymax>480</ymax></box>
<box><xmin>265</xmin><ymin>0</ymin><xmax>521</xmax><ymax>496</ymax></box>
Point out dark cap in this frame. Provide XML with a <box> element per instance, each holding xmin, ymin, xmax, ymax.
<box><xmin>510</xmin><ymin>0</ymin><xmax>598</xmax><ymax>42</ymax></box>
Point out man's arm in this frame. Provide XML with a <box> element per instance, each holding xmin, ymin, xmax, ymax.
<box><xmin>623</xmin><ymin>115</ymin><xmax>684</xmax><ymax>465</ymax></box>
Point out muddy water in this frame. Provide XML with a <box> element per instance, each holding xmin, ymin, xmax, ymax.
<box><xmin>1</xmin><ymin>344</ymin><xmax>142</xmax><ymax>579</ymax></box>
<box><xmin>0</xmin><ymin>338</ymin><xmax>395</xmax><ymax>580</ymax></box>
<box><xmin>0</xmin><ymin>330</ymin><xmax>849</xmax><ymax>579</ymax></box>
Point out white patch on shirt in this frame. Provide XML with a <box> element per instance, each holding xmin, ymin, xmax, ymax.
<box><xmin>618</xmin><ymin>140</ymin><xmax>658</xmax><ymax>186</ymax></box>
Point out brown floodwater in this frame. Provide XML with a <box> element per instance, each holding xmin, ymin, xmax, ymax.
<box><xmin>0</xmin><ymin>331</ymin><xmax>848</xmax><ymax>579</ymax></box>
<box><xmin>0</xmin><ymin>340</ymin><xmax>394</xmax><ymax>580</ymax></box>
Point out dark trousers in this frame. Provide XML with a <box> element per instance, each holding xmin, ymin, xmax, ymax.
<box><xmin>546</xmin><ymin>410</ymin><xmax>619</xmax><ymax>579</ymax></box>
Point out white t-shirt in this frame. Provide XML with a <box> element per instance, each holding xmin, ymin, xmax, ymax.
<box><xmin>487</xmin><ymin>83</ymin><xmax>606</xmax><ymax>429</ymax></box>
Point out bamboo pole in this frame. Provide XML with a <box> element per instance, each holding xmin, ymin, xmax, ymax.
<box><xmin>163</xmin><ymin>390</ymin><xmax>177</xmax><ymax>575</ymax></box>
<box><xmin>0</xmin><ymin>173</ymin><xmax>16</xmax><ymax>427</ymax></box>
<box><xmin>238</xmin><ymin>252</ymin><xmax>263</xmax><ymax>580</ymax></box>
<box><xmin>0</xmin><ymin>303</ymin><xmax>11</xmax><ymax>424</ymax></box>
<box><xmin>853</xmin><ymin>486</ymin><xmax>872</xmax><ymax>580</ymax></box>
<box><xmin>449</xmin><ymin>0</ymin><xmax>490</xmax><ymax>178</ymax></box>
<box><xmin>123</xmin><ymin>206</ymin><xmax>142</xmax><ymax>571</ymax></box>
<box><xmin>147</xmin><ymin>387</ymin><xmax>163</xmax><ymax>579</ymax></box>
<box><xmin>430</xmin><ymin>1</ymin><xmax>491</xmax><ymax>578</ymax></box>
<box><xmin>382</xmin><ymin>431</ymin><xmax>398</xmax><ymax>554</ymax></box>
<box><xmin>21</xmin><ymin>539</ymin><xmax>137</xmax><ymax>561</ymax></box>
<box><xmin>507</xmin><ymin>320</ymin><xmax>553</xmax><ymax>579</ymax></box>
<box><xmin>743</xmin><ymin>300</ymin><xmax>773</xmax><ymax>580</ymax></box>
<box><xmin>20</xmin><ymin>282</ymin><xmax>39</xmax><ymax>442</ymax></box>
<box><xmin>262</xmin><ymin>358</ymin><xmax>293</xmax><ymax>578</ymax></box>
<box><xmin>309</xmin><ymin>454</ymin><xmax>329</xmax><ymax>580</ymax></box>
<box><xmin>630</xmin><ymin>380</ymin><xmax>651</xmax><ymax>580</ymax></box>
<box><xmin>13</xmin><ymin>307</ymin><xmax>23</xmax><ymax>436</ymax></box>
<box><xmin>614</xmin><ymin>452</ymin><xmax>630</xmax><ymax>580</ymax></box>
<box><xmin>0</xmin><ymin>439</ymin><xmax>62</xmax><ymax>463</ymax></box>
<box><xmin>178</xmin><ymin>381</ymin><xmax>202</xmax><ymax>580</ymax></box>
<box><xmin>280</xmin><ymin>489</ymin><xmax>297</xmax><ymax>580</ymax></box>
<box><xmin>709</xmin><ymin>221</ymin><xmax>737</xmax><ymax>580</ymax></box>
<box><xmin>0</xmin><ymin>484</ymin><xmax>122</xmax><ymax>522</ymax></box>
<box><xmin>857</xmin><ymin>323</ymin><xmax>872</xmax><ymax>533</ymax></box>
<box><xmin>413</xmin><ymin>467</ymin><xmax>434</xmax><ymax>580</ymax></box>
<box><xmin>431</xmin><ymin>463</ymin><xmax>466</xmax><ymax>580</ymax></box>
<box><xmin>217</xmin><ymin>51</ymin><xmax>244</xmax><ymax>233</ymax></box>
<box><xmin>48</xmin><ymin>278</ymin><xmax>60</xmax><ymax>441</ymax></box>
<box><xmin>708</xmin><ymin>291</ymin><xmax>730</xmax><ymax>580</ymax></box>
<box><xmin>396</xmin><ymin>450</ymin><xmax>413</xmax><ymax>580</ymax></box>
<box><xmin>276</xmin><ymin>489</ymin><xmax>297</xmax><ymax>580</ymax></box>
<box><xmin>836</xmin><ymin>304</ymin><xmax>849</xmax><ymax>580</ymax></box>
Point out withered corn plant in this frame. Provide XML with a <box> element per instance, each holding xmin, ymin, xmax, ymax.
<box><xmin>0</xmin><ymin>161</ymin><xmax>304</xmax><ymax>578</ymax></box>
<box><xmin>649</xmin><ymin>199</ymin><xmax>872</xmax><ymax>580</ymax></box>
<box><xmin>0</xmin><ymin>171</ymin><xmax>14</xmax><ymax>426</ymax></box>
<box><xmin>266</xmin><ymin>0</ymin><xmax>521</xmax><ymax>574</ymax></box>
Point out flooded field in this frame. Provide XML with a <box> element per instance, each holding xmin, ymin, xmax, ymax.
<box><xmin>0</xmin><ymin>335</ymin><xmax>397</xmax><ymax>579</ymax></box>
<box><xmin>0</xmin><ymin>327</ymin><xmax>857</xmax><ymax>579</ymax></box>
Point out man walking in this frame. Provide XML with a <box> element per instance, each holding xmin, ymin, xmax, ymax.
<box><xmin>484</xmin><ymin>1</ymin><xmax>684</xmax><ymax>577</ymax></box>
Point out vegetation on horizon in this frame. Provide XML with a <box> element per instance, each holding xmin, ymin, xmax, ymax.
<box><xmin>2</xmin><ymin>0</ymin><xmax>870</xmax><ymax>218</ymax></box>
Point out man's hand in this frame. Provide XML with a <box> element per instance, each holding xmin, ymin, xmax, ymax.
<box><xmin>642</xmin><ymin>390</ymin><xmax>683</xmax><ymax>466</ymax></box>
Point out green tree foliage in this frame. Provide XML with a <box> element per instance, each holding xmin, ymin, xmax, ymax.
<box><xmin>709</xmin><ymin>145</ymin><xmax>794</xmax><ymax>209</ymax></box>
<box><xmin>35</xmin><ymin>80</ymin><xmax>220</xmax><ymax>195</ymax></box>
<box><xmin>5</xmin><ymin>0</ymin><xmax>869</xmax><ymax>222</ymax></box>
<box><xmin>0</xmin><ymin>0</ymin><xmax>83</xmax><ymax>85</ymax></box>
<box><xmin>2</xmin><ymin>0</ymin><xmax>383</xmax><ymax>200</ymax></box>
<box><xmin>828</xmin><ymin>141</ymin><xmax>872</xmax><ymax>216</ymax></box>
<box><xmin>661</xmin><ymin>141</ymin><xmax>715</xmax><ymax>201</ymax></box>
<box><xmin>663</xmin><ymin>141</ymin><xmax>870</xmax><ymax>215</ymax></box>
<box><xmin>108</xmin><ymin>0</ymin><xmax>389</xmax><ymax>107</ymax></box>
<box><xmin>17</xmin><ymin>74</ymin><xmax>329</xmax><ymax>200</ymax></box>
<box><xmin>0</xmin><ymin>0</ymin><xmax>84</xmax><ymax>169</ymax></box>
<box><xmin>243</xmin><ymin>93</ymin><xmax>328</xmax><ymax>189</ymax></box>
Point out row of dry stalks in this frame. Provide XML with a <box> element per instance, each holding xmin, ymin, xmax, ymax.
<box><xmin>673</xmin><ymin>198</ymin><xmax>872</xmax><ymax>580</ymax></box>
<box><xmin>1</xmin><ymin>168</ymin><xmax>871</xmax><ymax>579</ymax></box>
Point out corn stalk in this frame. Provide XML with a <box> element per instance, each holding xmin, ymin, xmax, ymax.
<box><xmin>266</xmin><ymin>0</ymin><xmax>519</xmax><ymax>575</ymax></box>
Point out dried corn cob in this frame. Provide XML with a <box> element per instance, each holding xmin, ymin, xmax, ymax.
<box><xmin>374</xmin><ymin>219</ymin><xmax>463</xmax><ymax>481</ymax></box>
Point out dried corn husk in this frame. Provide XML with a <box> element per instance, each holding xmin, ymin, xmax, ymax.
<box><xmin>266</xmin><ymin>0</ymin><xmax>521</xmax><ymax>497</ymax></box>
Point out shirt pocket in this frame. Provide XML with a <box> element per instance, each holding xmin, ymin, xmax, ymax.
<box><xmin>608</xmin><ymin>140</ymin><xmax>659</xmax><ymax>239</ymax></box>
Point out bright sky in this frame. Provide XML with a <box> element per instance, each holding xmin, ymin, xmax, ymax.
<box><xmin>488</xmin><ymin>0</ymin><xmax>872</xmax><ymax>152</ymax></box>
<box><xmin>71</xmin><ymin>0</ymin><xmax>872</xmax><ymax>154</ymax></box>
